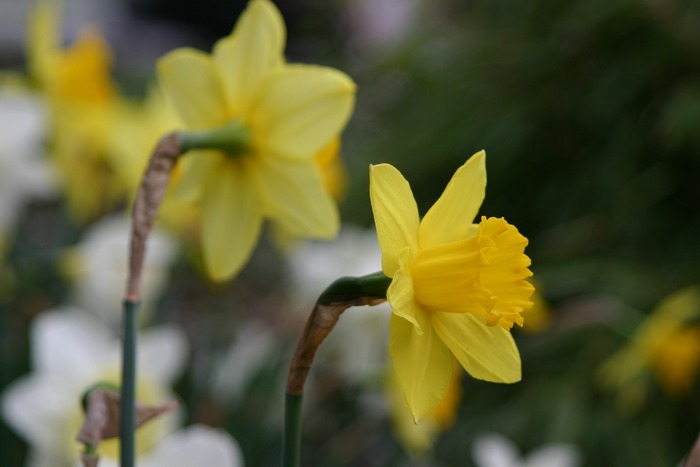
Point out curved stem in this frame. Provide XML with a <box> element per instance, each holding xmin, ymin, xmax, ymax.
<box><xmin>282</xmin><ymin>271</ymin><xmax>390</xmax><ymax>467</ymax></box>
<box><xmin>121</xmin><ymin>133</ymin><xmax>182</xmax><ymax>467</ymax></box>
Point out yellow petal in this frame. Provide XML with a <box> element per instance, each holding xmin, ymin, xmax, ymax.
<box><xmin>27</xmin><ymin>0</ymin><xmax>59</xmax><ymax>87</ymax></box>
<box><xmin>390</xmin><ymin>311</ymin><xmax>453</xmax><ymax>422</ymax></box>
<box><xmin>431</xmin><ymin>312</ymin><xmax>521</xmax><ymax>383</ymax></box>
<box><xmin>477</xmin><ymin>217</ymin><xmax>534</xmax><ymax>330</ymax></box>
<box><xmin>419</xmin><ymin>151</ymin><xmax>486</xmax><ymax>248</ymax></box>
<box><xmin>250</xmin><ymin>156</ymin><xmax>338</xmax><ymax>238</ymax></box>
<box><xmin>157</xmin><ymin>48</ymin><xmax>228</xmax><ymax>130</ymax></box>
<box><xmin>170</xmin><ymin>150</ymin><xmax>221</xmax><ymax>202</ymax></box>
<box><xmin>387</xmin><ymin>249</ymin><xmax>420</xmax><ymax>331</ymax></box>
<box><xmin>213</xmin><ymin>0</ymin><xmax>285</xmax><ymax>116</ymax></box>
<box><xmin>53</xmin><ymin>27</ymin><xmax>115</xmax><ymax>105</ymax></box>
<box><xmin>314</xmin><ymin>137</ymin><xmax>347</xmax><ymax>201</ymax></box>
<box><xmin>369</xmin><ymin>164</ymin><xmax>419</xmax><ymax>277</ymax></box>
<box><xmin>253</xmin><ymin>64</ymin><xmax>356</xmax><ymax>160</ymax></box>
<box><xmin>201</xmin><ymin>160</ymin><xmax>262</xmax><ymax>281</ymax></box>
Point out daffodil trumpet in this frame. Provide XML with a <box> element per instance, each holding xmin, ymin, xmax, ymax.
<box><xmin>284</xmin><ymin>272</ymin><xmax>390</xmax><ymax>467</ymax></box>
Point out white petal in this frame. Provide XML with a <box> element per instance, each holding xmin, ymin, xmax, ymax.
<box><xmin>524</xmin><ymin>444</ymin><xmax>582</xmax><ymax>467</ymax></box>
<box><xmin>472</xmin><ymin>433</ymin><xmax>522</xmax><ymax>467</ymax></box>
<box><xmin>138</xmin><ymin>325</ymin><xmax>189</xmax><ymax>385</ymax></box>
<box><xmin>1</xmin><ymin>373</ymin><xmax>73</xmax><ymax>450</ymax></box>
<box><xmin>142</xmin><ymin>425</ymin><xmax>244</xmax><ymax>467</ymax></box>
<box><xmin>32</xmin><ymin>308</ymin><xmax>112</xmax><ymax>380</ymax></box>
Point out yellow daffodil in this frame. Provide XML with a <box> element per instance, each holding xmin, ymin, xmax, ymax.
<box><xmin>598</xmin><ymin>287</ymin><xmax>700</xmax><ymax>413</ymax></box>
<box><xmin>369</xmin><ymin>151</ymin><xmax>534</xmax><ymax>421</ymax></box>
<box><xmin>157</xmin><ymin>0</ymin><xmax>356</xmax><ymax>281</ymax></box>
<box><xmin>27</xmin><ymin>2</ymin><xmax>130</xmax><ymax>222</ymax></box>
<box><xmin>110</xmin><ymin>86</ymin><xmax>201</xmax><ymax>240</ymax></box>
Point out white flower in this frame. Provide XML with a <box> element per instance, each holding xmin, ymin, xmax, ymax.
<box><xmin>288</xmin><ymin>225</ymin><xmax>390</xmax><ymax>383</ymax></box>
<box><xmin>62</xmin><ymin>214</ymin><xmax>178</xmax><ymax>327</ymax></box>
<box><xmin>210</xmin><ymin>320</ymin><xmax>279</xmax><ymax>405</ymax></box>
<box><xmin>93</xmin><ymin>425</ymin><xmax>244</xmax><ymax>467</ymax></box>
<box><xmin>0</xmin><ymin>87</ymin><xmax>56</xmax><ymax>253</ymax></box>
<box><xmin>1</xmin><ymin>308</ymin><xmax>187</xmax><ymax>467</ymax></box>
<box><xmin>472</xmin><ymin>433</ymin><xmax>582</xmax><ymax>467</ymax></box>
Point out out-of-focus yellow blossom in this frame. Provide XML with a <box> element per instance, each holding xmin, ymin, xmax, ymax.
<box><xmin>598</xmin><ymin>287</ymin><xmax>700</xmax><ymax>412</ymax></box>
<box><xmin>369</xmin><ymin>151</ymin><xmax>534</xmax><ymax>421</ymax></box>
<box><xmin>520</xmin><ymin>286</ymin><xmax>551</xmax><ymax>333</ymax></box>
<box><xmin>157</xmin><ymin>0</ymin><xmax>356</xmax><ymax>281</ymax></box>
<box><xmin>273</xmin><ymin>137</ymin><xmax>348</xmax><ymax>250</ymax></box>
<box><xmin>110</xmin><ymin>87</ymin><xmax>201</xmax><ymax>239</ymax></box>
<box><xmin>388</xmin><ymin>363</ymin><xmax>462</xmax><ymax>454</ymax></box>
<box><xmin>27</xmin><ymin>3</ymin><xmax>132</xmax><ymax>222</ymax></box>
<box><xmin>315</xmin><ymin>137</ymin><xmax>347</xmax><ymax>202</ymax></box>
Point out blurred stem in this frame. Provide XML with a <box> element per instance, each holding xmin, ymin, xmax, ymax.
<box><xmin>283</xmin><ymin>271</ymin><xmax>389</xmax><ymax>467</ymax></box>
<box><xmin>283</xmin><ymin>393</ymin><xmax>302</xmax><ymax>467</ymax></box>
<box><xmin>121</xmin><ymin>133</ymin><xmax>181</xmax><ymax>467</ymax></box>
<box><xmin>120</xmin><ymin>300</ymin><xmax>138</xmax><ymax>467</ymax></box>
<box><xmin>178</xmin><ymin>119</ymin><xmax>251</xmax><ymax>157</ymax></box>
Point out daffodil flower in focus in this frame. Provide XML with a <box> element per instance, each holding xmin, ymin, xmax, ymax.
<box><xmin>369</xmin><ymin>151</ymin><xmax>534</xmax><ymax>421</ymax></box>
<box><xmin>157</xmin><ymin>0</ymin><xmax>356</xmax><ymax>281</ymax></box>
<box><xmin>388</xmin><ymin>363</ymin><xmax>463</xmax><ymax>454</ymax></box>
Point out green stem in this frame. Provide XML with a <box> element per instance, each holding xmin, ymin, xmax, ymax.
<box><xmin>317</xmin><ymin>271</ymin><xmax>392</xmax><ymax>305</ymax></box>
<box><xmin>178</xmin><ymin>120</ymin><xmax>251</xmax><ymax>157</ymax></box>
<box><xmin>283</xmin><ymin>392</ymin><xmax>303</xmax><ymax>467</ymax></box>
<box><xmin>283</xmin><ymin>271</ymin><xmax>390</xmax><ymax>467</ymax></box>
<box><xmin>120</xmin><ymin>300</ymin><xmax>139</xmax><ymax>467</ymax></box>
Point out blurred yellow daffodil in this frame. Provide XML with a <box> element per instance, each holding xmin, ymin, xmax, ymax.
<box><xmin>110</xmin><ymin>86</ymin><xmax>201</xmax><ymax>240</ymax></box>
<box><xmin>598</xmin><ymin>287</ymin><xmax>700</xmax><ymax>413</ymax></box>
<box><xmin>369</xmin><ymin>151</ymin><xmax>534</xmax><ymax>421</ymax></box>
<box><xmin>27</xmin><ymin>2</ymin><xmax>130</xmax><ymax>222</ymax></box>
<box><xmin>157</xmin><ymin>0</ymin><xmax>356</xmax><ymax>281</ymax></box>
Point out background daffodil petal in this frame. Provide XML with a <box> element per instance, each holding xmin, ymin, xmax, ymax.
<box><xmin>431</xmin><ymin>312</ymin><xmax>521</xmax><ymax>383</ymax></box>
<box><xmin>1</xmin><ymin>374</ymin><xmax>63</xmax><ymax>447</ymax></box>
<box><xmin>213</xmin><ymin>0</ymin><xmax>285</xmax><ymax>116</ymax></box>
<box><xmin>201</xmin><ymin>162</ymin><xmax>262</xmax><ymax>281</ymax></box>
<box><xmin>419</xmin><ymin>151</ymin><xmax>486</xmax><ymax>248</ymax></box>
<box><xmin>254</xmin><ymin>65</ymin><xmax>356</xmax><ymax>160</ymax></box>
<box><xmin>251</xmin><ymin>157</ymin><xmax>338</xmax><ymax>238</ymax></box>
<box><xmin>142</xmin><ymin>425</ymin><xmax>244</xmax><ymax>467</ymax></box>
<box><xmin>33</xmin><ymin>308</ymin><xmax>108</xmax><ymax>379</ymax></box>
<box><xmin>27</xmin><ymin>0</ymin><xmax>58</xmax><ymax>87</ymax></box>
<box><xmin>390</xmin><ymin>312</ymin><xmax>453</xmax><ymax>422</ymax></box>
<box><xmin>137</xmin><ymin>326</ymin><xmax>188</xmax><ymax>385</ymax></box>
<box><xmin>157</xmin><ymin>49</ymin><xmax>228</xmax><ymax>130</ymax></box>
<box><xmin>170</xmin><ymin>150</ymin><xmax>220</xmax><ymax>203</ymax></box>
<box><xmin>369</xmin><ymin>164</ymin><xmax>419</xmax><ymax>277</ymax></box>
